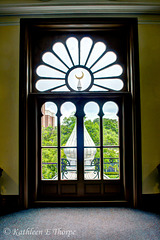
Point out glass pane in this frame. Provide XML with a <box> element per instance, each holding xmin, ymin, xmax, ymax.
<box><xmin>84</xmin><ymin>102</ymin><xmax>100</xmax><ymax>146</ymax></box>
<box><xmin>36</xmin><ymin>79</ymin><xmax>65</xmax><ymax>92</ymax></box>
<box><xmin>103</xmin><ymin>101</ymin><xmax>119</xmax><ymax>146</ymax></box>
<box><xmin>66</xmin><ymin>37</ymin><xmax>79</xmax><ymax>65</ymax></box>
<box><xmin>41</xmin><ymin>148</ymin><xmax>58</xmax><ymax>180</ymax></box>
<box><xmin>67</xmin><ymin>67</ymin><xmax>92</xmax><ymax>91</ymax></box>
<box><xmin>42</xmin><ymin>52</ymin><xmax>68</xmax><ymax>72</ymax></box>
<box><xmin>80</xmin><ymin>37</ymin><xmax>93</xmax><ymax>66</ymax></box>
<box><xmin>41</xmin><ymin>102</ymin><xmax>57</xmax><ymax>146</ymax></box>
<box><xmin>52</xmin><ymin>42</ymin><xmax>73</xmax><ymax>68</ymax></box>
<box><xmin>86</xmin><ymin>42</ymin><xmax>106</xmax><ymax>68</ymax></box>
<box><xmin>84</xmin><ymin>148</ymin><xmax>100</xmax><ymax>180</ymax></box>
<box><xmin>61</xmin><ymin>148</ymin><xmax>77</xmax><ymax>180</ymax></box>
<box><xmin>60</xmin><ymin>102</ymin><xmax>76</xmax><ymax>146</ymax></box>
<box><xmin>94</xmin><ymin>64</ymin><xmax>123</xmax><ymax>78</ymax></box>
<box><xmin>103</xmin><ymin>148</ymin><xmax>120</xmax><ymax>179</ymax></box>
<box><xmin>36</xmin><ymin>65</ymin><xmax>65</xmax><ymax>78</ymax></box>
<box><xmin>91</xmin><ymin>51</ymin><xmax>117</xmax><ymax>72</ymax></box>
<box><xmin>90</xmin><ymin>85</ymin><xmax>107</xmax><ymax>92</ymax></box>
<box><xmin>52</xmin><ymin>85</ymin><xmax>70</xmax><ymax>92</ymax></box>
<box><xmin>94</xmin><ymin>79</ymin><xmax>124</xmax><ymax>91</ymax></box>
<box><xmin>84</xmin><ymin>102</ymin><xmax>100</xmax><ymax>180</ymax></box>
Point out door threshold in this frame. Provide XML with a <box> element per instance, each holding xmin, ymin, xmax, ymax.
<box><xmin>32</xmin><ymin>200</ymin><xmax>130</xmax><ymax>207</ymax></box>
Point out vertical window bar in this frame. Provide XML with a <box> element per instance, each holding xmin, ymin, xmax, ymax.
<box><xmin>78</xmin><ymin>39</ymin><xmax>80</xmax><ymax>65</ymax></box>
<box><xmin>84</xmin><ymin>42</ymin><xmax>94</xmax><ymax>66</ymax></box>
<box><xmin>57</xmin><ymin>109</ymin><xmax>61</xmax><ymax>182</ymax></box>
<box><xmin>65</xmin><ymin>43</ymin><xmax>75</xmax><ymax>66</ymax></box>
<box><xmin>99</xmin><ymin>110</ymin><xmax>104</xmax><ymax>181</ymax></box>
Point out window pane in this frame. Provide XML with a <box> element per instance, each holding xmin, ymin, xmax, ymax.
<box><xmin>94</xmin><ymin>79</ymin><xmax>124</xmax><ymax>91</ymax></box>
<box><xmin>103</xmin><ymin>101</ymin><xmax>119</xmax><ymax>146</ymax></box>
<box><xmin>89</xmin><ymin>85</ymin><xmax>107</xmax><ymax>92</ymax></box>
<box><xmin>66</xmin><ymin>37</ymin><xmax>79</xmax><ymax>65</ymax></box>
<box><xmin>84</xmin><ymin>148</ymin><xmax>100</xmax><ymax>180</ymax></box>
<box><xmin>41</xmin><ymin>102</ymin><xmax>57</xmax><ymax>146</ymax></box>
<box><xmin>60</xmin><ymin>102</ymin><xmax>77</xmax><ymax>180</ymax></box>
<box><xmin>80</xmin><ymin>37</ymin><xmax>93</xmax><ymax>66</ymax></box>
<box><xmin>35</xmin><ymin>37</ymin><xmax>124</xmax><ymax>93</ymax></box>
<box><xmin>52</xmin><ymin>85</ymin><xmax>69</xmax><ymax>92</ymax></box>
<box><xmin>86</xmin><ymin>42</ymin><xmax>106</xmax><ymax>68</ymax></box>
<box><xmin>94</xmin><ymin>64</ymin><xmax>123</xmax><ymax>78</ymax></box>
<box><xmin>41</xmin><ymin>148</ymin><xmax>58</xmax><ymax>180</ymax></box>
<box><xmin>42</xmin><ymin>52</ymin><xmax>68</xmax><ymax>72</ymax></box>
<box><xmin>91</xmin><ymin>51</ymin><xmax>117</xmax><ymax>72</ymax></box>
<box><xmin>36</xmin><ymin>79</ymin><xmax>65</xmax><ymax>92</ymax></box>
<box><xmin>67</xmin><ymin>67</ymin><xmax>92</xmax><ymax>91</ymax></box>
<box><xmin>84</xmin><ymin>102</ymin><xmax>100</xmax><ymax>180</ymax></box>
<box><xmin>60</xmin><ymin>102</ymin><xmax>76</xmax><ymax>146</ymax></box>
<box><xmin>103</xmin><ymin>148</ymin><xmax>120</xmax><ymax>180</ymax></box>
<box><xmin>52</xmin><ymin>42</ymin><xmax>73</xmax><ymax>68</ymax></box>
<box><xmin>84</xmin><ymin>101</ymin><xmax>100</xmax><ymax>146</ymax></box>
<box><xmin>36</xmin><ymin>65</ymin><xmax>65</xmax><ymax>78</ymax></box>
<box><xmin>61</xmin><ymin>148</ymin><xmax>77</xmax><ymax>180</ymax></box>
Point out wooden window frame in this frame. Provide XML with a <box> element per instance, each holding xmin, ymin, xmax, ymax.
<box><xmin>19</xmin><ymin>17</ymin><xmax>141</xmax><ymax>208</ymax></box>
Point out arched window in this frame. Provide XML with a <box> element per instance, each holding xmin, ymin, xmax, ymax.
<box><xmin>35</xmin><ymin>37</ymin><xmax>124</xmax><ymax>93</ymax></box>
<box><xmin>20</xmin><ymin>18</ymin><xmax>141</xmax><ymax>207</ymax></box>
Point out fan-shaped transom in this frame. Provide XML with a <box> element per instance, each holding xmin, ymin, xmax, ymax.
<box><xmin>35</xmin><ymin>37</ymin><xmax>124</xmax><ymax>92</ymax></box>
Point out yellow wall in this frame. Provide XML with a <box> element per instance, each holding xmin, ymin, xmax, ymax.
<box><xmin>0</xmin><ymin>25</ymin><xmax>19</xmax><ymax>195</ymax></box>
<box><xmin>0</xmin><ymin>18</ymin><xmax>160</xmax><ymax>195</ymax></box>
<box><xmin>139</xmin><ymin>24</ymin><xmax>160</xmax><ymax>194</ymax></box>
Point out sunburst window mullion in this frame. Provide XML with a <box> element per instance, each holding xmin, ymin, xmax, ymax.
<box><xmin>35</xmin><ymin>36</ymin><xmax>124</xmax><ymax>93</ymax></box>
<box><xmin>65</xmin><ymin>43</ymin><xmax>75</xmax><ymax>66</ymax></box>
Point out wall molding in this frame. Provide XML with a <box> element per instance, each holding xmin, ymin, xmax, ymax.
<box><xmin>0</xmin><ymin>194</ymin><xmax>159</xmax><ymax>215</ymax></box>
<box><xmin>0</xmin><ymin>3</ymin><xmax>160</xmax><ymax>16</ymax></box>
<box><xmin>0</xmin><ymin>16</ymin><xmax>160</xmax><ymax>26</ymax></box>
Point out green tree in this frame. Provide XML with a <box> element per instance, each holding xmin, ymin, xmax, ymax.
<box><xmin>42</xmin><ymin>125</ymin><xmax>58</xmax><ymax>179</ymax></box>
<box><xmin>84</xmin><ymin>119</ymin><xmax>100</xmax><ymax>146</ymax></box>
<box><xmin>61</xmin><ymin>114</ymin><xmax>76</xmax><ymax>146</ymax></box>
<box><xmin>42</xmin><ymin>115</ymin><xmax>120</xmax><ymax>179</ymax></box>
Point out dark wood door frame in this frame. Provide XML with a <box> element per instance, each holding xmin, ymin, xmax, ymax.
<box><xmin>19</xmin><ymin>17</ymin><xmax>141</xmax><ymax>208</ymax></box>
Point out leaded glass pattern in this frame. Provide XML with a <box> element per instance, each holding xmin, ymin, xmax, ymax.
<box><xmin>35</xmin><ymin>37</ymin><xmax>124</xmax><ymax>92</ymax></box>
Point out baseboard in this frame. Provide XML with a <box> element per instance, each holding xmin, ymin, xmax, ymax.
<box><xmin>141</xmin><ymin>193</ymin><xmax>160</xmax><ymax>214</ymax></box>
<box><xmin>0</xmin><ymin>195</ymin><xmax>20</xmax><ymax>216</ymax></box>
<box><xmin>1</xmin><ymin>194</ymin><xmax>159</xmax><ymax>214</ymax></box>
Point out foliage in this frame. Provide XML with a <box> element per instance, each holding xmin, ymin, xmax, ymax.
<box><xmin>41</xmin><ymin>126</ymin><xmax>58</xmax><ymax>179</ymax></box>
<box><xmin>60</xmin><ymin>115</ymin><xmax>76</xmax><ymax>146</ymax></box>
<box><xmin>42</xmin><ymin>125</ymin><xmax>57</xmax><ymax>146</ymax></box>
<box><xmin>42</xmin><ymin>114</ymin><xmax>119</xmax><ymax>179</ymax></box>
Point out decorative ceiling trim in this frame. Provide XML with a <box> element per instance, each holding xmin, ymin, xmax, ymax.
<box><xmin>0</xmin><ymin>3</ymin><xmax>160</xmax><ymax>16</ymax></box>
<box><xmin>1</xmin><ymin>19</ymin><xmax>160</xmax><ymax>27</ymax></box>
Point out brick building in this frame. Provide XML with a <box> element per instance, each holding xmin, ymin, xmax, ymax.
<box><xmin>41</xmin><ymin>104</ymin><xmax>55</xmax><ymax>128</ymax></box>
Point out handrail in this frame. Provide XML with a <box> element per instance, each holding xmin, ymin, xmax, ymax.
<box><xmin>42</xmin><ymin>157</ymin><xmax>119</xmax><ymax>180</ymax></box>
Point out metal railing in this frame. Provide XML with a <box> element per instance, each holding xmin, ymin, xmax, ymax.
<box><xmin>42</xmin><ymin>157</ymin><xmax>119</xmax><ymax>180</ymax></box>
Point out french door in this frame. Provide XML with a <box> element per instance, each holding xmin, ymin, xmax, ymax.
<box><xmin>20</xmin><ymin>18</ymin><xmax>141</xmax><ymax>207</ymax></box>
<box><xmin>28</xmin><ymin>93</ymin><xmax>133</xmax><ymax>204</ymax></box>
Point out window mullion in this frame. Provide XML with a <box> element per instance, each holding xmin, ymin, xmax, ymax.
<box><xmin>99</xmin><ymin>113</ymin><xmax>104</xmax><ymax>181</ymax></box>
<box><xmin>57</xmin><ymin>111</ymin><xmax>61</xmax><ymax>182</ymax></box>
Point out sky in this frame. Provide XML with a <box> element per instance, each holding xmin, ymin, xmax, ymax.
<box><xmin>45</xmin><ymin>101</ymin><xmax>118</xmax><ymax>122</ymax></box>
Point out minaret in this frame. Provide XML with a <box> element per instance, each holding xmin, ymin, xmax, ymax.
<box><xmin>64</xmin><ymin>125</ymin><xmax>96</xmax><ymax>166</ymax></box>
<box><xmin>77</xmin><ymin>79</ymin><xmax>82</xmax><ymax>91</ymax></box>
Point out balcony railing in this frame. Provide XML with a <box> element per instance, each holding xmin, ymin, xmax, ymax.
<box><xmin>42</xmin><ymin>158</ymin><xmax>119</xmax><ymax>180</ymax></box>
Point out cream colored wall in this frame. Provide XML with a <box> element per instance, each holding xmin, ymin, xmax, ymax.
<box><xmin>0</xmin><ymin>25</ymin><xmax>19</xmax><ymax>195</ymax></box>
<box><xmin>138</xmin><ymin>24</ymin><xmax>160</xmax><ymax>194</ymax></box>
<box><xmin>0</xmin><ymin>18</ymin><xmax>159</xmax><ymax>195</ymax></box>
